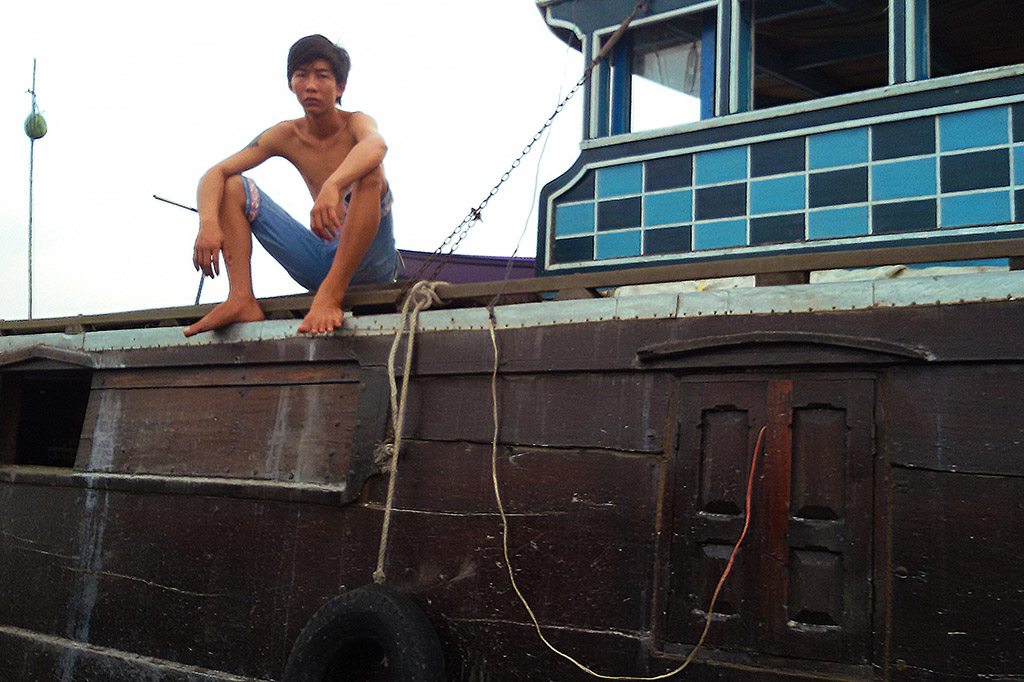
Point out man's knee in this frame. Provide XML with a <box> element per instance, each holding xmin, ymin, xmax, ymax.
<box><xmin>223</xmin><ymin>175</ymin><xmax>247</xmax><ymax>212</ymax></box>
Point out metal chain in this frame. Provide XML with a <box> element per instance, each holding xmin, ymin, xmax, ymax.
<box><xmin>409</xmin><ymin>0</ymin><xmax>649</xmax><ymax>285</ymax></box>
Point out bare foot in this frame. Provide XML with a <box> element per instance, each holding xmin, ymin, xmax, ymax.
<box><xmin>298</xmin><ymin>295</ymin><xmax>345</xmax><ymax>334</ymax></box>
<box><xmin>184</xmin><ymin>297</ymin><xmax>265</xmax><ymax>337</ymax></box>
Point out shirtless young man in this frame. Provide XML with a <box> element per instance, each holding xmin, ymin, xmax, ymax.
<box><xmin>184</xmin><ymin>34</ymin><xmax>397</xmax><ymax>337</ymax></box>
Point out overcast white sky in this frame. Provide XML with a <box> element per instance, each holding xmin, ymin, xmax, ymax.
<box><xmin>0</xmin><ymin>1</ymin><xmax>586</xmax><ymax>321</ymax></box>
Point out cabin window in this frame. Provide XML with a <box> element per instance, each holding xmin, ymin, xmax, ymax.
<box><xmin>752</xmin><ymin>0</ymin><xmax>889</xmax><ymax>109</ymax></box>
<box><xmin>928</xmin><ymin>0</ymin><xmax>1024</xmax><ymax>79</ymax></box>
<box><xmin>595</xmin><ymin>8</ymin><xmax>710</xmax><ymax>136</ymax></box>
<box><xmin>0</xmin><ymin>371</ymin><xmax>92</xmax><ymax>468</ymax></box>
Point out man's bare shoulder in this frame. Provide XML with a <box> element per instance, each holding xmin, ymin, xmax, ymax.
<box><xmin>245</xmin><ymin>121</ymin><xmax>299</xmax><ymax>152</ymax></box>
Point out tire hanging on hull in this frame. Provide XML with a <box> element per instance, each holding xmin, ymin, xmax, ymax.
<box><xmin>282</xmin><ymin>584</ymin><xmax>446</xmax><ymax>682</ymax></box>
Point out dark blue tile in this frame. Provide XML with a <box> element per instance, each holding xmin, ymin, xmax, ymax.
<box><xmin>644</xmin><ymin>225</ymin><xmax>692</xmax><ymax>255</ymax></box>
<box><xmin>873</xmin><ymin>199</ymin><xmax>937</xmax><ymax>234</ymax></box>
<box><xmin>872</xmin><ymin>117</ymin><xmax>936</xmax><ymax>160</ymax></box>
<box><xmin>559</xmin><ymin>170</ymin><xmax>595</xmax><ymax>203</ymax></box>
<box><xmin>750</xmin><ymin>214</ymin><xmax>806</xmax><ymax>245</ymax></box>
<box><xmin>1015</xmin><ymin>104</ymin><xmax>1024</xmax><ymax>143</ymax></box>
<box><xmin>1015</xmin><ymin>189</ymin><xmax>1024</xmax><ymax>221</ymax></box>
<box><xmin>552</xmin><ymin>236</ymin><xmax>594</xmax><ymax>264</ymax></box>
<box><xmin>597</xmin><ymin>197</ymin><xmax>642</xmax><ymax>231</ymax></box>
<box><xmin>695</xmin><ymin>183</ymin><xmax>747</xmax><ymax>220</ymax></box>
<box><xmin>808</xmin><ymin>168</ymin><xmax>868</xmax><ymax>208</ymax></box>
<box><xmin>940</xmin><ymin>149</ymin><xmax>1010</xmax><ymax>192</ymax></box>
<box><xmin>646</xmin><ymin>155</ymin><xmax>693</xmax><ymax>191</ymax></box>
<box><xmin>750</xmin><ymin>137</ymin><xmax>806</xmax><ymax>177</ymax></box>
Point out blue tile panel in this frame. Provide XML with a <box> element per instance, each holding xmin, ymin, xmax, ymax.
<box><xmin>939</xmin><ymin>107</ymin><xmax>1009</xmax><ymax>152</ymax></box>
<box><xmin>596</xmin><ymin>164</ymin><xmax>643</xmax><ymax>198</ymax></box>
<box><xmin>596</xmin><ymin>230</ymin><xmax>643</xmax><ymax>259</ymax></box>
<box><xmin>694</xmin><ymin>147</ymin><xmax>748</xmax><ymax>184</ymax></box>
<box><xmin>809</xmin><ymin>128</ymin><xmax>870</xmax><ymax>169</ymax></box>
<box><xmin>549</xmin><ymin>103</ymin><xmax>1024</xmax><ymax>268</ymax></box>
<box><xmin>940</xmin><ymin>191</ymin><xmax>1013</xmax><ymax>227</ymax></box>
<box><xmin>694</xmin><ymin>219</ymin><xmax>747</xmax><ymax>250</ymax></box>
<box><xmin>554</xmin><ymin>203</ymin><xmax>595</xmax><ymax>237</ymax></box>
<box><xmin>808</xmin><ymin>206</ymin><xmax>870</xmax><ymax>240</ymax></box>
<box><xmin>644</xmin><ymin>190</ymin><xmax>694</xmax><ymax>227</ymax></box>
<box><xmin>872</xmin><ymin>157</ymin><xmax>937</xmax><ymax>201</ymax></box>
<box><xmin>750</xmin><ymin>175</ymin><xmax>806</xmax><ymax>214</ymax></box>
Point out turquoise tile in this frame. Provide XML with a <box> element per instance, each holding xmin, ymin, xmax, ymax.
<box><xmin>809</xmin><ymin>128</ymin><xmax>870</xmax><ymax>169</ymax></box>
<box><xmin>644</xmin><ymin>190</ymin><xmax>693</xmax><ymax>227</ymax></box>
<box><xmin>596</xmin><ymin>163</ymin><xmax>643</xmax><ymax>198</ymax></box>
<box><xmin>1014</xmin><ymin>145</ymin><xmax>1024</xmax><ymax>185</ymax></box>
<box><xmin>940</xmin><ymin>191</ymin><xmax>1012</xmax><ymax>227</ymax></box>
<box><xmin>693</xmin><ymin>219</ymin><xmax>747</xmax><ymax>250</ymax></box>
<box><xmin>872</xmin><ymin>157</ymin><xmax>936</xmax><ymax>200</ymax></box>
<box><xmin>554</xmin><ymin>202</ymin><xmax>595</xmax><ymax>237</ymax></box>
<box><xmin>939</xmin><ymin>107</ymin><xmax>1010</xmax><ymax>152</ymax></box>
<box><xmin>595</xmin><ymin>230</ymin><xmax>642</xmax><ymax>259</ymax></box>
<box><xmin>694</xmin><ymin>147</ymin><xmax>748</xmax><ymax>185</ymax></box>
<box><xmin>807</xmin><ymin>206</ymin><xmax>870</xmax><ymax>239</ymax></box>
<box><xmin>750</xmin><ymin>175</ymin><xmax>806</xmax><ymax>214</ymax></box>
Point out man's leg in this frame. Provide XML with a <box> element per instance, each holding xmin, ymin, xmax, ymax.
<box><xmin>299</xmin><ymin>167</ymin><xmax>385</xmax><ymax>334</ymax></box>
<box><xmin>184</xmin><ymin>175</ymin><xmax>266</xmax><ymax>337</ymax></box>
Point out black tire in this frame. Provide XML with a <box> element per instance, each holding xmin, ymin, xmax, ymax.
<box><xmin>282</xmin><ymin>584</ymin><xmax>446</xmax><ymax>682</ymax></box>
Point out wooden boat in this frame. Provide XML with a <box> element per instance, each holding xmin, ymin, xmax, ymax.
<box><xmin>3</xmin><ymin>1</ymin><xmax>1024</xmax><ymax>680</ymax></box>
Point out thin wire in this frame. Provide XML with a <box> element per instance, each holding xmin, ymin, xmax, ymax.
<box><xmin>487</xmin><ymin>312</ymin><xmax>766</xmax><ymax>680</ymax></box>
<box><xmin>408</xmin><ymin>0</ymin><xmax>649</xmax><ymax>287</ymax></box>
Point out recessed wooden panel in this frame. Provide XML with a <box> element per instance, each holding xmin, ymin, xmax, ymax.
<box><xmin>791</xmin><ymin>407</ymin><xmax>846</xmax><ymax>520</ymax></box>
<box><xmin>77</xmin><ymin>364</ymin><xmax>365</xmax><ymax>486</ymax></box>
<box><xmin>788</xmin><ymin>550</ymin><xmax>844</xmax><ymax>627</ymax></box>
<box><xmin>699</xmin><ymin>409</ymin><xmax>750</xmax><ymax>515</ymax></box>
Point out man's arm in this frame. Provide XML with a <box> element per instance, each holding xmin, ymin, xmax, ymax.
<box><xmin>309</xmin><ymin>113</ymin><xmax>387</xmax><ymax>238</ymax></box>
<box><xmin>193</xmin><ymin>126</ymin><xmax>281</xmax><ymax>276</ymax></box>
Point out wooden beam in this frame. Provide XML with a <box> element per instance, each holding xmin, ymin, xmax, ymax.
<box><xmin>4</xmin><ymin>238</ymin><xmax>1024</xmax><ymax>337</ymax></box>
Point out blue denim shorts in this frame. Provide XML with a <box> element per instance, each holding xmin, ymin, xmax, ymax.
<box><xmin>241</xmin><ymin>176</ymin><xmax>398</xmax><ymax>291</ymax></box>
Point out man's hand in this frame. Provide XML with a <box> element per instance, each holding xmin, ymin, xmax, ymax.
<box><xmin>193</xmin><ymin>221</ymin><xmax>225</xmax><ymax>277</ymax></box>
<box><xmin>311</xmin><ymin>185</ymin><xmax>343</xmax><ymax>241</ymax></box>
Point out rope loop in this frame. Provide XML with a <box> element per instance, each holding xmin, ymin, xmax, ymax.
<box><xmin>374</xmin><ymin>280</ymin><xmax>445</xmax><ymax>585</ymax></box>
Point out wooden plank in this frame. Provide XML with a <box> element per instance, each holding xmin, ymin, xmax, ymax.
<box><xmin>4</xmin><ymin>236</ymin><xmax>1024</xmax><ymax>336</ymax></box>
<box><xmin>880</xmin><ymin>365</ymin><xmax>1024</xmax><ymax>476</ymax></box>
<box><xmin>890</xmin><ymin>468</ymin><xmax>1024</xmax><ymax>677</ymax></box>
<box><xmin>93</xmin><ymin>362</ymin><xmax>360</xmax><ymax>389</ymax></box>
<box><xmin>404</xmin><ymin>372</ymin><xmax>670</xmax><ymax>452</ymax></box>
<box><xmin>76</xmin><ymin>382</ymin><xmax>359</xmax><ymax>486</ymax></box>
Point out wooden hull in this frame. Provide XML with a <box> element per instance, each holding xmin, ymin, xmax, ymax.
<box><xmin>2</xmin><ymin>276</ymin><xmax>1023</xmax><ymax>681</ymax></box>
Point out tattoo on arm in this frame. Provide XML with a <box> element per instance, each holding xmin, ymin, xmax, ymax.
<box><xmin>245</xmin><ymin>127</ymin><xmax>273</xmax><ymax>150</ymax></box>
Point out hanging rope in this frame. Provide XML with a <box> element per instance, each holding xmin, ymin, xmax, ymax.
<box><xmin>373</xmin><ymin>280</ymin><xmax>444</xmax><ymax>585</ymax></box>
<box><xmin>407</xmin><ymin>0</ymin><xmax>650</xmax><ymax>287</ymax></box>
<box><xmin>486</xmin><ymin>310</ymin><xmax>766</xmax><ymax>680</ymax></box>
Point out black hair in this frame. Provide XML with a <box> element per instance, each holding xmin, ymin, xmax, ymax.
<box><xmin>287</xmin><ymin>35</ymin><xmax>351</xmax><ymax>101</ymax></box>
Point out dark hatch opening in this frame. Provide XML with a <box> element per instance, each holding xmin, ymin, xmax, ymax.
<box><xmin>0</xmin><ymin>370</ymin><xmax>92</xmax><ymax>468</ymax></box>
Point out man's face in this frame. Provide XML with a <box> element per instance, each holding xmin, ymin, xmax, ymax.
<box><xmin>290</xmin><ymin>59</ymin><xmax>344</xmax><ymax>112</ymax></box>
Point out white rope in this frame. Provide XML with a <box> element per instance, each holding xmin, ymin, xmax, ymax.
<box><xmin>373</xmin><ymin>280</ymin><xmax>443</xmax><ymax>585</ymax></box>
<box><xmin>486</xmin><ymin>311</ymin><xmax>762</xmax><ymax>680</ymax></box>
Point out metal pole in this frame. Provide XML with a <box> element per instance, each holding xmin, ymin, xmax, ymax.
<box><xmin>152</xmin><ymin>194</ymin><xmax>205</xmax><ymax>305</ymax></box>
<box><xmin>27</xmin><ymin>59</ymin><xmax>36</xmax><ymax>319</ymax></box>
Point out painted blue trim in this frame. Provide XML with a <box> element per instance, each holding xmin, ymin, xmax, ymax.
<box><xmin>891</xmin><ymin>0</ymin><xmax>908</xmax><ymax>84</ymax></box>
<box><xmin>717</xmin><ymin>0</ymin><xmax>732</xmax><ymax>115</ymax></box>
<box><xmin>700</xmin><ymin>13</ymin><xmax>717</xmax><ymax>120</ymax></box>
<box><xmin>610</xmin><ymin>38</ymin><xmax>632</xmax><ymax>136</ymax></box>
<box><xmin>734</xmin><ymin>0</ymin><xmax>753</xmax><ymax>113</ymax></box>
<box><xmin>596</xmin><ymin>58</ymin><xmax>611</xmax><ymax>138</ymax></box>
<box><xmin>913</xmin><ymin>0</ymin><xmax>929</xmax><ymax>80</ymax></box>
